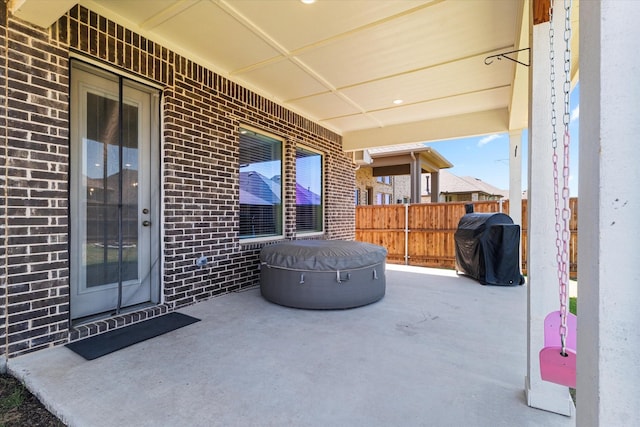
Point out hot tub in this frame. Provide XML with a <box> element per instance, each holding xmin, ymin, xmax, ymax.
<box><xmin>259</xmin><ymin>240</ymin><xmax>387</xmax><ymax>309</ymax></box>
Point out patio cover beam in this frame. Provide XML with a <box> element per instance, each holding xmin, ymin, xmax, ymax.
<box><xmin>342</xmin><ymin>108</ymin><xmax>509</xmax><ymax>152</ymax></box>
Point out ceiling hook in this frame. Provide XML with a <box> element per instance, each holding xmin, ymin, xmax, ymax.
<box><xmin>484</xmin><ymin>48</ymin><xmax>531</xmax><ymax>67</ymax></box>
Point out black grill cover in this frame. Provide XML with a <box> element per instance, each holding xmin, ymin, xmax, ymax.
<box><xmin>454</xmin><ymin>212</ymin><xmax>523</xmax><ymax>286</ymax></box>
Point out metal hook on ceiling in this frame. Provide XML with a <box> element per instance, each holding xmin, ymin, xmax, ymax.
<box><xmin>484</xmin><ymin>48</ymin><xmax>531</xmax><ymax>67</ymax></box>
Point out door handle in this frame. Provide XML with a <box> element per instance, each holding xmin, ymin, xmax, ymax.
<box><xmin>142</xmin><ymin>220</ymin><xmax>151</xmax><ymax>227</ymax></box>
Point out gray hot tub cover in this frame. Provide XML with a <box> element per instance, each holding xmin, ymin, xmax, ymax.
<box><xmin>260</xmin><ymin>240</ymin><xmax>387</xmax><ymax>271</ymax></box>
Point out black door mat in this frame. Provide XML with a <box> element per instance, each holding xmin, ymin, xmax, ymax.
<box><xmin>66</xmin><ymin>312</ymin><xmax>200</xmax><ymax>360</ymax></box>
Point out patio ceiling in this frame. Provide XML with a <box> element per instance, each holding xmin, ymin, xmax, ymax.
<box><xmin>13</xmin><ymin>0</ymin><xmax>579</xmax><ymax>151</ymax></box>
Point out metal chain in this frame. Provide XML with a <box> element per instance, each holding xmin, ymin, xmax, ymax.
<box><xmin>549</xmin><ymin>0</ymin><xmax>573</xmax><ymax>356</ymax></box>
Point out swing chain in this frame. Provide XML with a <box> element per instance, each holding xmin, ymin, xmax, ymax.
<box><xmin>549</xmin><ymin>0</ymin><xmax>573</xmax><ymax>357</ymax></box>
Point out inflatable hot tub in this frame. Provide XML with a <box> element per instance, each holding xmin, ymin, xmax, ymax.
<box><xmin>259</xmin><ymin>240</ymin><xmax>387</xmax><ymax>309</ymax></box>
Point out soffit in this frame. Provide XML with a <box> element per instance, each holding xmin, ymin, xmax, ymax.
<box><xmin>13</xmin><ymin>0</ymin><xmax>580</xmax><ymax>150</ymax></box>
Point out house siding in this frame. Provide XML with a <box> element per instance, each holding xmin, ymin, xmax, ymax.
<box><xmin>0</xmin><ymin>4</ymin><xmax>355</xmax><ymax>358</ymax></box>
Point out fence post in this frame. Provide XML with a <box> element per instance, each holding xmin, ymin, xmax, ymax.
<box><xmin>404</xmin><ymin>203</ymin><xmax>409</xmax><ymax>265</ymax></box>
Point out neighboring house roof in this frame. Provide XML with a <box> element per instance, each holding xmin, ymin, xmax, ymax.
<box><xmin>239</xmin><ymin>189</ymin><xmax>273</xmax><ymax>206</ymax></box>
<box><xmin>240</xmin><ymin>170</ymin><xmax>321</xmax><ymax>205</ymax></box>
<box><xmin>295</xmin><ymin>183</ymin><xmax>321</xmax><ymax>205</ymax></box>
<box><xmin>434</xmin><ymin>170</ymin><xmax>508</xmax><ymax>198</ymax></box>
<box><xmin>240</xmin><ymin>171</ymin><xmax>281</xmax><ymax>204</ymax></box>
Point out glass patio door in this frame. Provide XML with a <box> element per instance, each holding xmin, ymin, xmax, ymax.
<box><xmin>70</xmin><ymin>62</ymin><xmax>160</xmax><ymax>320</ymax></box>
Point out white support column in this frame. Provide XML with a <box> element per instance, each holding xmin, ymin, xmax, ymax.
<box><xmin>524</xmin><ymin>4</ymin><xmax>574</xmax><ymax>416</ymax></box>
<box><xmin>508</xmin><ymin>130</ymin><xmax>523</xmax><ymax>226</ymax></box>
<box><xmin>578</xmin><ymin>2</ymin><xmax>640</xmax><ymax>425</ymax></box>
<box><xmin>509</xmin><ymin>130</ymin><xmax>523</xmax><ymax>274</ymax></box>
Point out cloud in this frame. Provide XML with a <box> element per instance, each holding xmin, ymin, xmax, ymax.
<box><xmin>477</xmin><ymin>134</ymin><xmax>501</xmax><ymax>147</ymax></box>
<box><xmin>571</xmin><ymin>105</ymin><xmax>579</xmax><ymax>121</ymax></box>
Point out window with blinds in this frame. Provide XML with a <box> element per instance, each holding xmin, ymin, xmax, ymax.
<box><xmin>239</xmin><ymin>127</ymin><xmax>283</xmax><ymax>239</ymax></box>
<box><xmin>296</xmin><ymin>146</ymin><xmax>323</xmax><ymax>234</ymax></box>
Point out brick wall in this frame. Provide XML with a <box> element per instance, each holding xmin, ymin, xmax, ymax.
<box><xmin>1</xmin><ymin>3</ymin><xmax>70</xmax><ymax>358</ymax></box>
<box><xmin>1</xmin><ymin>4</ymin><xmax>355</xmax><ymax>358</ymax></box>
<box><xmin>355</xmin><ymin>167</ymin><xmax>395</xmax><ymax>205</ymax></box>
<box><xmin>394</xmin><ymin>175</ymin><xmax>432</xmax><ymax>203</ymax></box>
<box><xmin>390</xmin><ymin>175</ymin><xmax>412</xmax><ymax>203</ymax></box>
<box><xmin>0</xmin><ymin>2</ymin><xmax>6</xmax><ymax>362</ymax></box>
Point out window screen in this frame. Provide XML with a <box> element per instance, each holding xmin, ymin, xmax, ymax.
<box><xmin>296</xmin><ymin>146</ymin><xmax>323</xmax><ymax>233</ymax></box>
<box><xmin>239</xmin><ymin>128</ymin><xmax>283</xmax><ymax>239</ymax></box>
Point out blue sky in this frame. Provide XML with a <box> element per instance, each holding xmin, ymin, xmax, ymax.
<box><xmin>426</xmin><ymin>84</ymin><xmax>580</xmax><ymax>196</ymax></box>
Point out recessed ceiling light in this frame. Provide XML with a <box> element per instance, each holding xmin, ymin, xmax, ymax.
<box><xmin>393</xmin><ymin>99</ymin><xmax>404</xmax><ymax>105</ymax></box>
<box><xmin>301</xmin><ymin>0</ymin><xmax>316</xmax><ymax>4</ymax></box>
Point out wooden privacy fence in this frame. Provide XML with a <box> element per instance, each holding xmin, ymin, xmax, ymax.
<box><xmin>355</xmin><ymin>199</ymin><xmax>578</xmax><ymax>279</ymax></box>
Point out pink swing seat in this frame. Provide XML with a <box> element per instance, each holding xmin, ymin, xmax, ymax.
<box><xmin>539</xmin><ymin>310</ymin><xmax>577</xmax><ymax>388</ymax></box>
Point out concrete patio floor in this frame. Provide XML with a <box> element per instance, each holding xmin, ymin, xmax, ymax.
<box><xmin>8</xmin><ymin>265</ymin><xmax>576</xmax><ymax>427</ymax></box>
